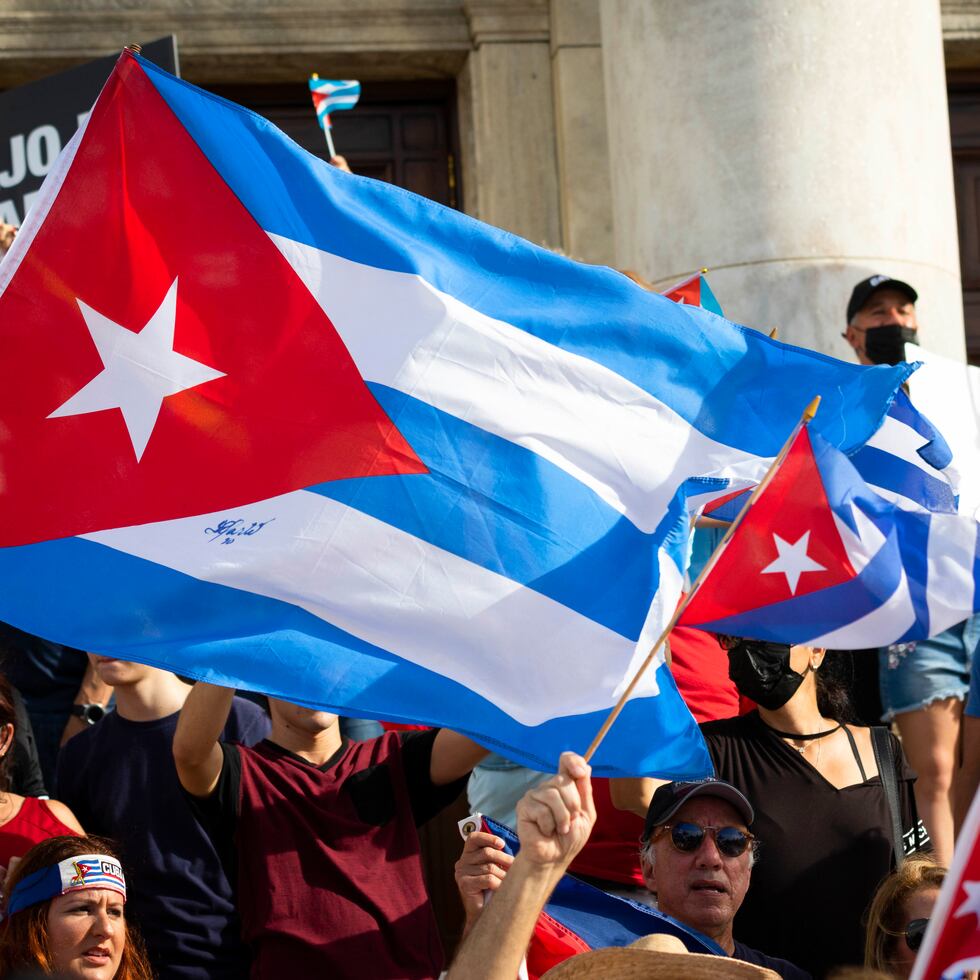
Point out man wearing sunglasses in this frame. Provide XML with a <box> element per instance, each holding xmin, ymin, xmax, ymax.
<box><xmin>640</xmin><ymin>779</ymin><xmax>807</xmax><ymax>979</ymax></box>
<box><xmin>454</xmin><ymin>768</ymin><xmax>810</xmax><ymax>979</ymax></box>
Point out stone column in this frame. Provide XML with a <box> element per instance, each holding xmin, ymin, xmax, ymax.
<box><xmin>550</xmin><ymin>0</ymin><xmax>613</xmax><ymax>265</ymax></box>
<box><xmin>458</xmin><ymin>0</ymin><xmax>561</xmax><ymax>248</ymax></box>
<box><xmin>600</xmin><ymin>0</ymin><xmax>966</xmax><ymax>361</ymax></box>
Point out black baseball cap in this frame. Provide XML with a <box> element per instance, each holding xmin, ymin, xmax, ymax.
<box><xmin>642</xmin><ymin>778</ymin><xmax>755</xmax><ymax>841</ymax></box>
<box><xmin>846</xmin><ymin>275</ymin><xmax>918</xmax><ymax>323</ymax></box>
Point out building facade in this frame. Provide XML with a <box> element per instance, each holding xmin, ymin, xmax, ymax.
<box><xmin>2</xmin><ymin>0</ymin><xmax>978</xmax><ymax>363</ymax></box>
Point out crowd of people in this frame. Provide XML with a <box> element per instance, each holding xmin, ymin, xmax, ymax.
<box><xmin>0</xmin><ymin>215</ymin><xmax>977</xmax><ymax>980</ymax></box>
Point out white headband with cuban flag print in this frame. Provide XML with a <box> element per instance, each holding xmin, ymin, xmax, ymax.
<box><xmin>6</xmin><ymin>854</ymin><xmax>126</xmax><ymax>916</ymax></box>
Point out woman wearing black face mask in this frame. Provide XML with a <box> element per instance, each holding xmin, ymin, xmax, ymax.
<box><xmin>611</xmin><ymin>639</ymin><xmax>925</xmax><ymax>979</ymax></box>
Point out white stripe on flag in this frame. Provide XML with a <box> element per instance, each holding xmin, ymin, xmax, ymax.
<box><xmin>83</xmin><ymin>490</ymin><xmax>663</xmax><ymax>725</ymax></box>
<box><xmin>271</xmin><ymin>234</ymin><xmax>766</xmax><ymax>534</ymax></box>
<box><xmin>926</xmin><ymin>512</ymin><xmax>977</xmax><ymax>636</ymax></box>
<box><xmin>865</xmin><ymin>414</ymin><xmax>941</xmax><ymax>478</ymax></box>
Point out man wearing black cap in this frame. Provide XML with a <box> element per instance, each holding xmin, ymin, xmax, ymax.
<box><xmin>843</xmin><ymin>273</ymin><xmax>976</xmax><ymax>870</ymax></box>
<box><xmin>454</xmin><ymin>768</ymin><xmax>809</xmax><ymax>980</ymax></box>
<box><xmin>639</xmin><ymin>778</ymin><xmax>808</xmax><ymax>980</ymax></box>
<box><xmin>843</xmin><ymin>274</ymin><xmax>919</xmax><ymax>366</ymax></box>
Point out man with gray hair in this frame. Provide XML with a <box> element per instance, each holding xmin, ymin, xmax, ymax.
<box><xmin>637</xmin><ymin>778</ymin><xmax>806</xmax><ymax>978</ymax></box>
<box><xmin>454</xmin><ymin>774</ymin><xmax>809</xmax><ymax>979</ymax></box>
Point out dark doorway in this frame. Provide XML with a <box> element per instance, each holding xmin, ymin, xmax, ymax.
<box><xmin>947</xmin><ymin>72</ymin><xmax>980</xmax><ymax>365</ymax></box>
<box><xmin>209</xmin><ymin>79</ymin><xmax>460</xmax><ymax>209</ymax></box>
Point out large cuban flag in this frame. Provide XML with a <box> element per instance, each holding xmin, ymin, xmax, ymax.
<box><xmin>0</xmin><ymin>52</ymin><xmax>916</xmax><ymax>777</ymax></box>
<box><xmin>680</xmin><ymin>426</ymin><xmax>980</xmax><ymax>646</ymax></box>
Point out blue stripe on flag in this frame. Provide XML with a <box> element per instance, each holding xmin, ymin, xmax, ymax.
<box><xmin>975</xmin><ymin>524</ymin><xmax>980</xmax><ymax>594</ymax></box>
<box><xmin>850</xmin><ymin>445</ymin><xmax>957</xmax><ymax>513</ymax></box>
<box><xmin>0</xmin><ymin>535</ymin><xmax>710</xmax><ymax>778</ymax></box>
<box><xmin>137</xmin><ymin>56</ymin><xmax>913</xmax><ymax>459</ymax></box>
<box><xmin>307</xmin><ymin>384</ymin><xmax>664</xmax><ymax>641</ymax></box>
<box><xmin>895</xmin><ymin>510</ymin><xmax>932</xmax><ymax>641</ymax></box>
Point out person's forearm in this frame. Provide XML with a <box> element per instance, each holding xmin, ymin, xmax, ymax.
<box><xmin>75</xmin><ymin>660</ymin><xmax>112</xmax><ymax>706</ymax></box>
<box><xmin>61</xmin><ymin>661</ymin><xmax>113</xmax><ymax>745</ymax></box>
<box><xmin>448</xmin><ymin>857</ymin><xmax>563</xmax><ymax>980</ymax></box>
<box><xmin>172</xmin><ymin>682</ymin><xmax>235</xmax><ymax>795</ymax></box>
<box><xmin>430</xmin><ymin>730</ymin><xmax>490</xmax><ymax>785</ymax></box>
<box><xmin>609</xmin><ymin>776</ymin><xmax>657</xmax><ymax>817</ymax></box>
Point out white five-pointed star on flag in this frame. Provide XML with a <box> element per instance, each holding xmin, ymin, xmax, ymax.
<box><xmin>955</xmin><ymin>880</ymin><xmax>980</xmax><ymax>926</ymax></box>
<box><xmin>48</xmin><ymin>278</ymin><xmax>225</xmax><ymax>461</ymax></box>
<box><xmin>761</xmin><ymin>530</ymin><xmax>827</xmax><ymax>595</ymax></box>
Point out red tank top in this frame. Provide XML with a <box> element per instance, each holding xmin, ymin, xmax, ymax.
<box><xmin>0</xmin><ymin>797</ymin><xmax>78</xmax><ymax>869</ymax></box>
<box><xmin>235</xmin><ymin>736</ymin><xmax>444</xmax><ymax>979</ymax></box>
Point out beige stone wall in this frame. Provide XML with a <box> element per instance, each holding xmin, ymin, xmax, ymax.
<box><xmin>550</xmin><ymin>0</ymin><xmax>612</xmax><ymax>265</ymax></box>
<box><xmin>601</xmin><ymin>0</ymin><xmax>966</xmax><ymax>363</ymax></box>
<box><xmin>457</xmin><ymin>0</ymin><xmax>561</xmax><ymax>246</ymax></box>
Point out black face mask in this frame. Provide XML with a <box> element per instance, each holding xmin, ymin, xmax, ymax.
<box><xmin>727</xmin><ymin>640</ymin><xmax>807</xmax><ymax>710</ymax></box>
<box><xmin>864</xmin><ymin>324</ymin><xmax>918</xmax><ymax>366</ymax></box>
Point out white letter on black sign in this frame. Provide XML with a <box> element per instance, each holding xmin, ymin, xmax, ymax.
<box><xmin>0</xmin><ymin>135</ymin><xmax>26</xmax><ymax>189</ymax></box>
<box><xmin>26</xmin><ymin>125</ymin><xmax>61</xmax><ymax>178</ymax></box>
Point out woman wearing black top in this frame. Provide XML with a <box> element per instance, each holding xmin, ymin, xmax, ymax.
<box><xmin>613</xmin><ymin>638</ymin><xmax>924</xmax><ymax>978</ymax></box>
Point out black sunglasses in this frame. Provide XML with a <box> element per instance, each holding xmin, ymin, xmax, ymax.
<box><xmin>653</xmin><ymin>822</ymin><xmax>756</xmax><ymax>858</ymax></box>
<box><xmin>905</xmin><ymin>918</ymin><xmax>928</xmax><ymax>952</ymax></box>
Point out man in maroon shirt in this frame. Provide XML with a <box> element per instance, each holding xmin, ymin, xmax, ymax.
<box><xmin>173</xmin><ymin>683</ymin><xmax>488</xmax><ymax>979</ymax></box>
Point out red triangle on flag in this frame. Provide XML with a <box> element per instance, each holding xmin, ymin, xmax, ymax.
<box><xmin>662</xmin><ymin>273</ymin><xmax>702</xmax><ymax>307</ymax></box>
<box><xmin>0</xmin><ymin>55</ymin><xmax>425</xmax><ymax>547</ymax></box>
<box><xmin>681</xmin><ymin>428</ymin><xmax>856</xmax><ymax>626</ymax></box>
<box><xmin>910</xmin><ymin>786</ymin><xmax>980</xmax><ymax>980</ymax></box>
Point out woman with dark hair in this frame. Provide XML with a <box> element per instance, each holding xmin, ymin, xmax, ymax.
<box><xmin>0</xmin><ymin>834</ymin><xmax>153</xmax><ymax>979</ymax></box>
<box><xmin>0</xmin><ymin>671</ymin><xmax>82</xmax><ymax>874</ymax></box>
<box><xmin>613</xmin><ymin>641</ymin><xmax>924</xmax><ymax>978</ymax></box>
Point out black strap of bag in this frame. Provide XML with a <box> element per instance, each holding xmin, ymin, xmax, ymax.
<box><xmin>871</xmin><ymin>725</ymin><xmax>905</xmax><ymax>865</ymax></box>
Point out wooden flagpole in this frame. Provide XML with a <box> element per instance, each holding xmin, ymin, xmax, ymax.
<box><xmin>582</xmin><ymin>394</ymin><xmax>822</xmax><ymax>763</ymax></box>
<box><xmin>310</xmin><ymin>73</ymin><xmax>338</xmax><ymax>159</ymax></box>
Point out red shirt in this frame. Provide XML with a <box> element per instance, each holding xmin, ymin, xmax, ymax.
<box><xmin>669</xmin><ymin>622</ymin><xmax>741</xmax><ymax>724</ymax></box>
<box><xmin>568</xmin><ymin>779</ymin><xmax>646</xmax><ymax>886</ymax></box>
<box><xmin>0</xmin><ymin>797</ymin><xmax>78</xmax><ymax>869</ymax></box>
<box><xmin>197</xmin><ymin>731</ymin><xmax>463</xmax><ymax>979</ymax></box>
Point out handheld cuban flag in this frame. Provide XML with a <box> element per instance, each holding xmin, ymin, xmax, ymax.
<box><xmin>461</xmin><ymin>814</ymin><xmax>723</xmax><ymax>980</ymax></box>
<box><xmin>0</xmin><ymin>51</ymin><xmax>918</xmax><ymax>778</ymax></box>
<box><xmin>909</xmin><ymin>788</ymin><xmax>980</xmax><ymax>980</ymax></box>
<box><xmin>6</xmin><ymin>855</ymin><xmax>126</xmax><ymax>916</ymax></box>
<box><xmin>308</xmin><ymin>75</ymin><xmax>360</xmax><ymax>158</ymax></box>
<box><xmin>679</xmin><ymin>425</ymin><xmax>980</xmax><ymax>646</ymax></box>
<box><xmin>660</xmin><ymin>269</ymin><xmax>724</xmax><ymax>317</ymax></box>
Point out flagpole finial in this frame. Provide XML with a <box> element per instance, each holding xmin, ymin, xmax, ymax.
<box><xmin>803</xmin><ymin>396</ymin><xmax>821</xmax><ymax>422</ymax></box>
<box><xmin>700</xmin><ymin>267</ymin><xmax>709</xmax><ymax>275</ymax></box>
<box><xmin>311</xmin><ymin>72</ymin><xmax>319</xmax><ymax>80</ymax></box>
<box><xmin>124</xmin><ymin>43</ymin><xmax>142</xmax><ymax>54</ymax></box>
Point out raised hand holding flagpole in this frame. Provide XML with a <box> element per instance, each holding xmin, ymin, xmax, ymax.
<box><xmin>583</xmin><ymin>395</ymin><xmax>822</xmax><ymax>762</ymax></box>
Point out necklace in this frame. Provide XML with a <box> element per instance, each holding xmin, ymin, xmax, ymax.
<box><xmin>762</xmin><ymin>721</ymin><xmax>842</xmax><ymax>756</ymax></box>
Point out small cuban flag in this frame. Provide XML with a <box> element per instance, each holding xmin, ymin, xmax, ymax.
<box><xmin>308</xmin><ymin>76</ymin><xmax>360</xmax><ymax>158</ymax></box>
